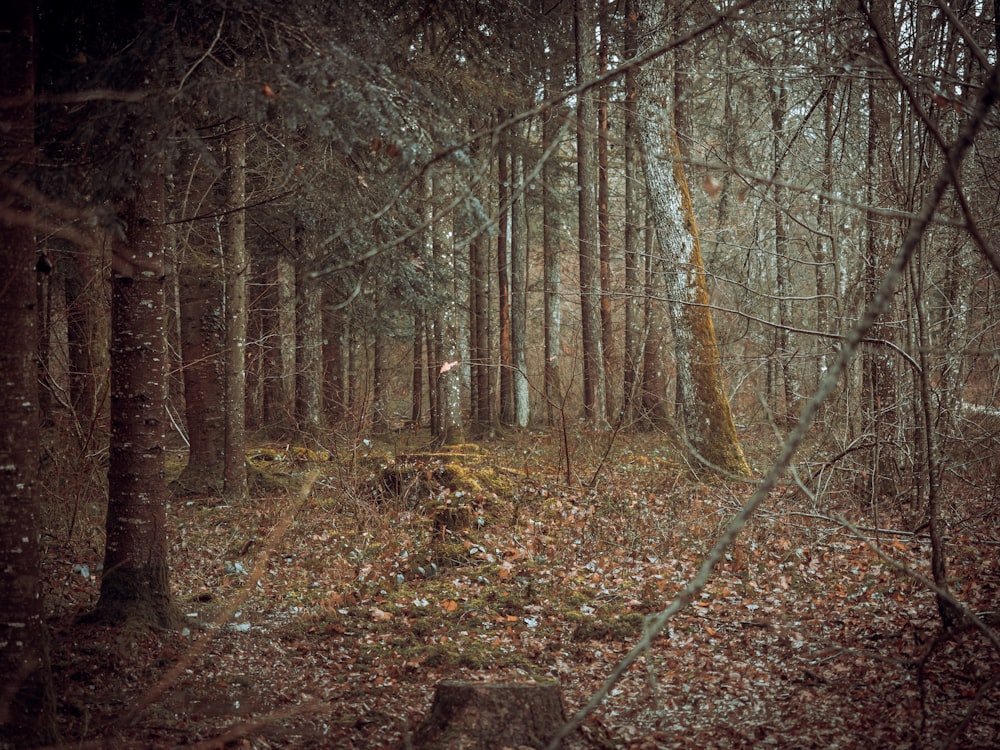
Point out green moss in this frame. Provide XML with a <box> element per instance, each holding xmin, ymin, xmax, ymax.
<box><xmin>570</xmin><ymin>612</ymin><xmax>646</xmax><ymax>642</ymax></box>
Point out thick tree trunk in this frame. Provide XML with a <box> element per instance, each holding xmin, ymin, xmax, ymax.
<box><xmin>223</xmin><ymin>120</ymin><xmax>247</xmax><ymax>502</ymax></box>
<box><xmin>0</xmin><ymin>4</ymin><xmax>59</xmax><ymax>741</ymax></box>
<box><xmin>95</xmin><ymin>135</ymin><xmax>176</xmax><ymax>627</ymax></box>
<box><xmin>575</xmin><ymin>0</ymin><xmax>606</xmax><ymax>426</ymax></box>
<box><xmin>635</xmin><ymin>0</ymin><xmax>750</xmax><ymax>476</ymax></box>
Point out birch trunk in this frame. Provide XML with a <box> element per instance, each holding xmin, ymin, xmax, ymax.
<box><xmin>635</xmin><ymin>0</ymin><xmax>749</xmax><ymax>476</ymax></box>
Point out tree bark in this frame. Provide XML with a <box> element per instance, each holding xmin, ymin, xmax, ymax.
<box><xmin>0</xmin><ymin>3</ymin><xmax>59</xmax><ymax>741</ymax></box>
<box><xmin>174</xmin><ymin>240</ymin><xmax>226</xmax><ymax>496</ymax></box>
<box><xmin>597</xmin><ymin>8</ymin><xmax>616</xmax><ymax>423</ymax></box>
<box><xmin>95</xmin><ymin>131</ymin><xmax>176</xmax><ymax>627</ymax></box>
<box><xmin>770</xmin><ymin>81</ymin><xmax>799</xmax><ymax>427</ymax></box>
<box><xmin>542</xmin><ymin>64</ymin><xmax>563</xmax><ymax>429</ymax></box>
<box><xmin>622</xmin><ymin>1</ymin><xmax>643</xmax><ymax>426</ymax></box>
<box><xmin>432</xmin><ymin>174</ymin><xmax>464</xmax><ymax>445</ymax></box>
<box><xmin>295</xmin><ymin>230</ymin><xmax>323</xmax><ymax>438</ymax></box>
<box><xmin>223</xmin><ymin>119</ymin><xmax>248</xmax><ymax>502</ymax></box>
<box><xmin>261</xmin><ymin>254</ymin><xmax>295</xmax><ymax>432</ymax></box>
<box><xmin>863</xmin><ymin>5</ymin><xmax>901</xmax><ymax>500</ymax></box>
<box><xmin>575</xmin><ymin>0</ymin><xmax>607</xmax><ymax>426</ymax></box>
<box><xmin>635</xmin><ymin>0</ymin><xmax>750</xmax><ymax>476</ymax></box>
<box><xmin>510</xmin><ymin>131</ymin><xmax>530</xmax><ymax>428</ymax></box>
<box><xmin>412</xmin><ymin>680</ymin><xmax>570</xmax><ymax>750</ymax></box>
<box><xmin>497</xmin><ymin>139</ymin><xmax>514</xmax><ymax>426</ymax></box>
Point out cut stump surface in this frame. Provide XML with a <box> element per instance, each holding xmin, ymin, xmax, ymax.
<box><xmin>411</xmin><ymin>679</ymin><xmax>570</xmax><ymax>749</ymax></box>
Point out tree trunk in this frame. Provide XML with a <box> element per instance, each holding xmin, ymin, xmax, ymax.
<box><xmin>622</xmin><ymin>1</ymin><xmax>643</xmax><ymax>426</ymax></box>
<box><xmin>575</xmin><ymin>0</ymin><xmax>607</xmax><ymax>426</ymax></box>
<box><xmin>770</xmin><ymin>81</ymin><xmax>798</xmax><ymax>427</ymax></box>
<box><xmin>95</xmin><ymin>131</ymin><xmax>176</xmax><ymax>627</ymax></box>
<box><xmin>174</xmin><ymin>242</ymin><xmax>226</xmax><ymax>496</ymax></box>
<box><xmin>863</xmin><ymin>7</ymin><xmax>901</xmax><ymax>501</ymax></box>
<box><xmin>471</xmin><ymin>228</ymin><xmax>491</xmax><ymax>428</ymax></box>
<box><xmin>510</xmin><ymin>132</ymin><xmax>530</xmax><ymax>428</ymax></box>
<box><xmin>222</xmin><ymin>119</ymin><xmax>247</xmax><ymax>502</ymax></box>
<box><xmin>635</xmin><ymin>0</ymin><xmax>750</xmax><ymax>476</ymax></box>
<box><xmin>597</xmin><ymin>8</ymin><xmax>616</xmax><ymax>423</ymax></box>
<box><xmin>412</xmin><ymin>680</ymin><xmax>571</xmax><ymax>750</ymax></box>
<box><xmin>542</xmin><ymin>66</ymin><xmax>563</xmax><ymax>429</ymax></box>
<box><xmin>497</xmin><ymin>140</ymin><xmax>514</xmax><ymax>426</ymax></box>
<box><xmin>640</xmin><ymin>233</ymin><xmax>670</xmax><ymax>429</ymax></box>
<box><xmin>0</xmin><ymin>3</ymin><xmax>59</xmax><ymax>741</ymax></box>
<box><xmin>64</xmin><ymin>245</ymin><xmax>108</xmax><ymax>429</ymax></box>
<box><xmin>411</xmin><ymin>308</ymin><xmax>425</xmax><ymax>426</ymax></box>
<box><xmin>262</xmin><ymin>254</ymin><xmax>295</xmax><ymax>432</ymax></box>
<box><xmin>295</xmin><ymin>232</ymin><xmax>323</xmax><ymax>438</ymax></box>
<box><xmin>323</xmin><ymin>287</ymin><xmax>346</xmax><ymax>425</ymax></box>
<box><xmin>433</xmin><ymin>175</ymin><xmax>464</xmax><ymax>445</ymax></box>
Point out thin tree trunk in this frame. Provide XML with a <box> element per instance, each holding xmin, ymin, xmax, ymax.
<box><xmin>322</xmin><ymin>289</ymin><xmax>346</xmax><ymax>424</ymax></box>
<box><xmin>262</xmin><ymin>254</ymin><xmax>294</xmax><ymax>431</ymax></box>
<box><xmin>542</xmin><ymin>68</ymin><xmax>562</xmax><ymax>428</ymax></box>
<box><xmin>575</xmin><ymin>0</ymin><xmax>606</xmax><ymax>426</ymax></box>
<box><xmin>295</xmin><ymin>229</ymin><xmax>323</xmax><ymax>438</ymax></box>
<box><xmin>497</xmin><ymin>139</ymin><xmax>514</xmax><ymax>425</ymax></box>
<box><xmin>373</xmin><ymin>327</ymin><xmax>389</xmax><ymax>433</ymax></box>
<box><xmin>511</xmin><ymin>133</ymin><xmax>530</xmax><ymax>428</ymax></box>
<box><xmin>432</xmin><ymin>174</ymin><xmax>465</xmax><ymax>444</ymax></box>
<box><xmin>622</xmin><ymin>0</ymin><xmax>643</xmax><ymax>426</ymax></box>
<box><xmin>597</xmin><ymin>8</ymin><xmax>616</xmax><ymax>422</ymax></box>
<box><xmin>411</xmin><ymin>308</ymin><xmax>425</xmax><ymax>426</ymax></box>
<box><xmin>471</xmin><ymin>227</ymin><xmax>491</xmax><ymax>428</ymax></box>
<box><xmin>770</xmin><ymin>82</ymin><xmax>798</xmax><ymax>427</ymax></box>
<box><xmin>863</xmin><ymin>7</ymin><xmax>901</xmax><ymax>500</ymax></box>
<box><xmin>223</xmin><ymin>119</ymin><xmax>247</xmax><ymax>502</ymax></box>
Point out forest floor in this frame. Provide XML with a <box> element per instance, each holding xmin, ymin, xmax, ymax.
<box><xmin>39</xmin><ymin>430</ymin><xmax>1000</xmax><ymax>749</ymax></box>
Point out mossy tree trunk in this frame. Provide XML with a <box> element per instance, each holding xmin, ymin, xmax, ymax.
<box><xmin>635</xmin><ymin>0</ymin><xmax>750</xmax><ymax>476</ymax></box>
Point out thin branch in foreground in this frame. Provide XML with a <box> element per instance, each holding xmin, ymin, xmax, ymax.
<box><xmin>546</xmin><ymin>49</ymin><xmax>1000</xmax><ymax>750</ymax></box>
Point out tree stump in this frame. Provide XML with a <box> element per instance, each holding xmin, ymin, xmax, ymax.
<box><xmin>411</xmin><ymin>679</ymin><xmax>570</xmax><ymax>749</ymax></box>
